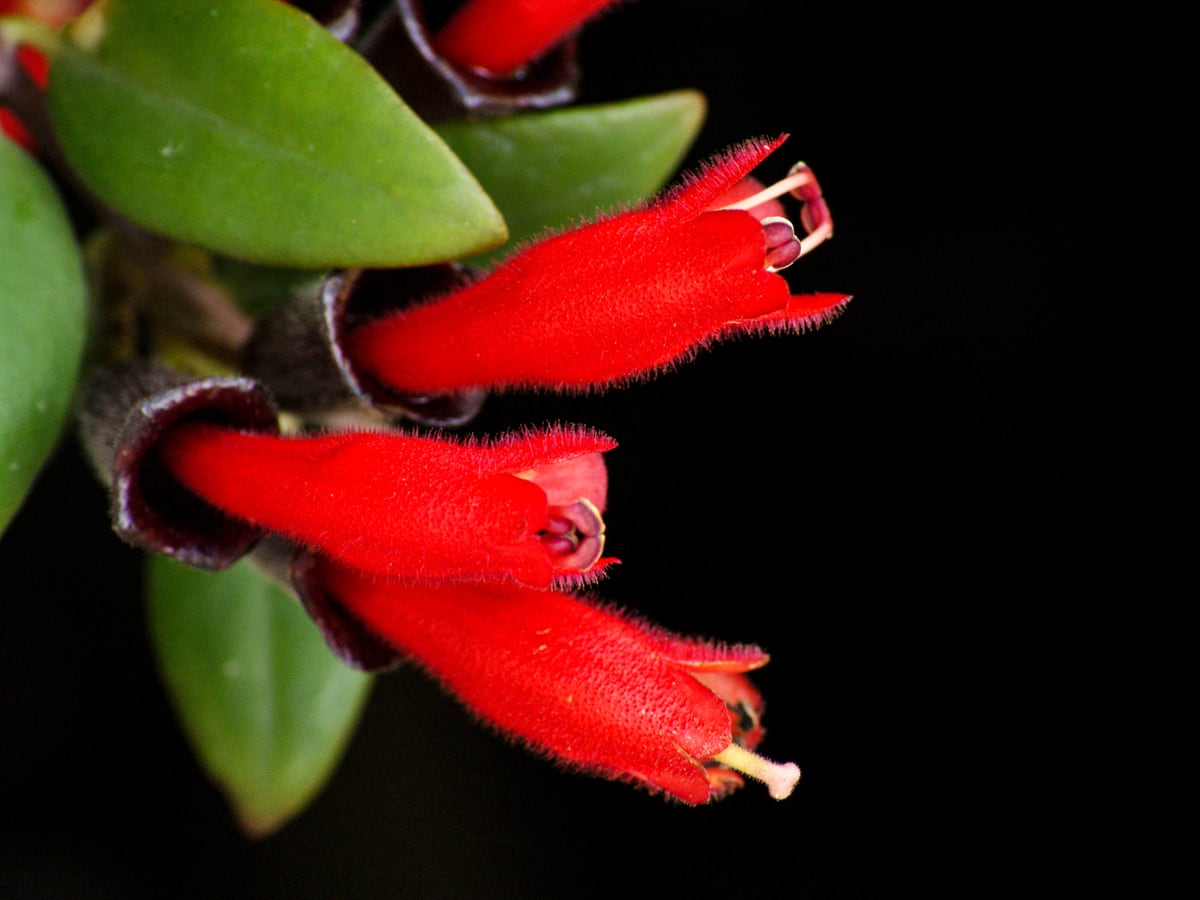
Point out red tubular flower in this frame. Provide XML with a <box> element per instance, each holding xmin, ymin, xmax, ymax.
<box><xmin>346</xmin><ymin>135</ymin><xmax>849</xmax><ymax>395</ymax></box>
<box><xmin>156</xmin><ymin>422</ymin><xmax>615</xmax><ymax>587</ymax></box>
<box><xmin>305</xmin><ymin>557</ymin><xmax>801</xmax><ymax>804</ymax></box>
<box><xmin>0</xmin><ymin>107</ymin><xmax>34</xmax><ymax>149</ymax></box>
<box><xmin>1</xmin><ymin>40</ymin><xmax>51</xmax><ymax>152</ymax></box>
<box><xmin>10</xmin><ymin>42</ymin><xmax>47</xmax><ymax>87</ymax></box>
<box><xmin>434</xmin><ymin>0</ymin><xmax>617</xmax><ymax>78</ymax></box>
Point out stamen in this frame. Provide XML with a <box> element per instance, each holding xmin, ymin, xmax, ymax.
<box><xmin>710</xmin><ymin>743</ymin><xmax>801</xmax><ymax>800</ymax></box>
<box><xmin>541</xmin><ymin>498</ymin><xmax>606</xmax><ymax>571</ymax></box>
<box><xmin>556</xmin><ymin>534</ymin><xmax>605</xmax><ymax>572</ymax></box>
<box><xmin>540</xmin><ymin>534</ymin><xmax>580</xmax><ymax>555</ymax></box>
<box><xmin>720</xmin><ymin>162</ymin><xmax>834</xmax><ymax>261</ymax></box>
<box><xmin>542</xmin><ymin>515</ymin><xmax>576</xmax><ymax>537</ymax></box>
<box><xmin>762</xmin><ymin>216</ymin><xmax>802</xmax><ymax>272</ymax></box>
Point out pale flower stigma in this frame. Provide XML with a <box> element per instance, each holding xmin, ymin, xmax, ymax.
<box><xmin>711</xmin><ymin>743</ymin><xmax>802</xmax><ymax>800</ymax></box>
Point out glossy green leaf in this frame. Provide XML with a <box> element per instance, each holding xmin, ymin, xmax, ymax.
<box><xmin>435</xmin><ymin>89</ymin><xmax>706</xmax><ymax>264</ymax></box>
<box><xmin>146</xmin><ymin>554</ymin><xmax>372</xmax><ymax>836</ymax></box>
<box><xmin>0</xmin><ymin>139</ymin><xmax>87</xmax><ymax>535</ymax></box>
<box><xmin>47</xmin><ymin>0</ymin><xmax>506</xmax><ymax>267</ymax></box>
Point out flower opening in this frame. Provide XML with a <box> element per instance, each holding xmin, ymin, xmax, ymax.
<box><xmin>346</xmin><ymin>135</ymin><xmax>849</xmax><ymax>395</ymax></box>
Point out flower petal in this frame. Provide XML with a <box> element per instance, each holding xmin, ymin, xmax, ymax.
<box><xmin>434</xmin><ymin>0</ymin><xmax>616</xmax><ymax>78</ymax></box>
<box><xmin>656</xmin><ymin>135</ymin><xmax>788</xmax><ymax>221</ymax></box>
<box><xmin>156</xmin><ymin>423</ymin><xmax>611</xmax><ymax>586</ymax></box>
<box><xmin>726</xmin><ymin>291</ymin><xmax>853</xmax><ymax>335</ymax></box>
<box><xmin>346</xmin><ymin>205</ymin><xmax>789</xmax><ymax>392</ymax></box>
<box><xmin>306</xmin><ymin>560</ymin><xmax>748</xmax><ymax>803</ymax></box>
<box><xmin>344</xmin><ymin>133</ymin><xmax>846</xmax><ymax>395</ymax></box>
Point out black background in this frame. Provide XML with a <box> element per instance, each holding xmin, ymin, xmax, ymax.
<box><xmin>2</xmin><ymin>2</ymin><xmax>1184</xmax><ymax>898</ymax></box>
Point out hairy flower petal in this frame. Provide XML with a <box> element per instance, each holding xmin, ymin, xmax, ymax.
<box><xmin>305</xmin><ymin>559</ymin><xmax>798</xmax><ymax>804</ymax></box>
<box><xmin>157</xmin><ymin>422</ymin><xmax>614</xmax><ymax>586</ymax></box>
<box><xmin>434</xmin><ymin>0</ymin><xmax>617</xmax><ymax>78</ymax></box>
<box><xmin>347</xmin><ymin>136</ymin><xmax>847</xmax><ymax>394</ymax></box>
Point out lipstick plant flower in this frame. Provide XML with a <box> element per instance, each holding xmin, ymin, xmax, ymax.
<box><xmin>156</xmin><ymin>421</ymin><xmax>614</xmax><ymax>587</ymax></box>
<box><xmin>346</xmin><ymin>135</ymin><xmax>848</xmax><ymax>395</ymax></box>
<box><xmin>300</xmin><ymin>556</ymin><xmax>802</xmax><ymax>804</ymax></box>
<box><xmin>434</xmin><ymin>0</ymin><xmax>620</xmax><ymax>78</ymax></box>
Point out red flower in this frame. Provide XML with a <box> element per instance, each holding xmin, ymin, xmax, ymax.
<box><xmin>434</xmin><ymin>0</ymin><xmax>618</xmax><ymax>78</ymax></box>
<box><xmin>308</xmin><ymin>558</ymin><xmax>801</xmax><ymax>804</ymax></box>
<box><xmin>0</xmin><ymin>107</ymin><xmax>34</xmax><ymax>150</ymax></box>
<box><xmin>1</xmin><ymin>38</ymin><xmax>51</xmax><ymax>152</ymax></box>
<box><xmin>346</xmin><ymin>136</ymin><xmax>848</xmax><ymax>395</ymax></box>
<box><xmin>157</xmin><ymin>422</ymin><xmax>615</xmax><ymax>587</ymax></box>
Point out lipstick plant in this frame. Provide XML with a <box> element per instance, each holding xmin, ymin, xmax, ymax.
<box><xmin>1</xmin><ymin>0</ymin><xmax>844</xmax><ymax>835</ymax></box>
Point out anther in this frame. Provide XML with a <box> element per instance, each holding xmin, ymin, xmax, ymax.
<box><xmin>541</xmin><ymin>498</ymin><xmax>606</xmax><ymax>571</ymax></box>
<box><xmin>762</xmin><ymin>216</ymin><xmax>802</xmax><ymax>272</ymax></box>
<box><xmin>721</xmin><ymin>162</ymin><xmax>834</xmax><ymax>261</ymax></box>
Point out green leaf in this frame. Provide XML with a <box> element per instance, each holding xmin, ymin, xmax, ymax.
<box><xmin>47</xmin><ymin>0</ymin><xmax>506</xmax><ymax>267</ymax></box>
<box><xmin>435</xmin><ymin>90</ymin><xmax>706</xmax><ymax>264</ymax></box>
<box><xmin>0</xmin><ymin>139</ymin><xmax>87</xmax><ymax>535</ymax></box>
<box><xmin>146</xmin><ymin>554</ymin><xmax>372</xmax><ymax>836</ymax></box>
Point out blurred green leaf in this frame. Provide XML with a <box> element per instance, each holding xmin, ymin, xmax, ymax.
<box><xmin>436</xmin><ymin>90</ymin><xmax>706</xmax><ymax>264</ymax></box>
<box><xmin>47</xmin><ymin>0</ymin><xmax>506</xmax><ymax>267</ymax></box>
<box><xmin>146</xmin><ymin>554</ymin><xmax>372</xmax><ymax>836</ymax></box>
<box><xmin>0</xmin><ymin>139</ymin><xmax>87</xmax><ymax>535</ymax></box>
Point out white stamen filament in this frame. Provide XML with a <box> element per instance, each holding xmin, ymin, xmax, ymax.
<box><xmin>711</xmin><ymin>743</ymin><xmax>801</xmax><ymax>800</ymax></box>
<box><xmin>720</xmin><ymin>163</ymin><xmax>834</xmax><ymax>260</ymax></box>
<box><xmin>722</xmin><ymin>164</ymin><xmax>817</xmax><ymax>212</ymax></box>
